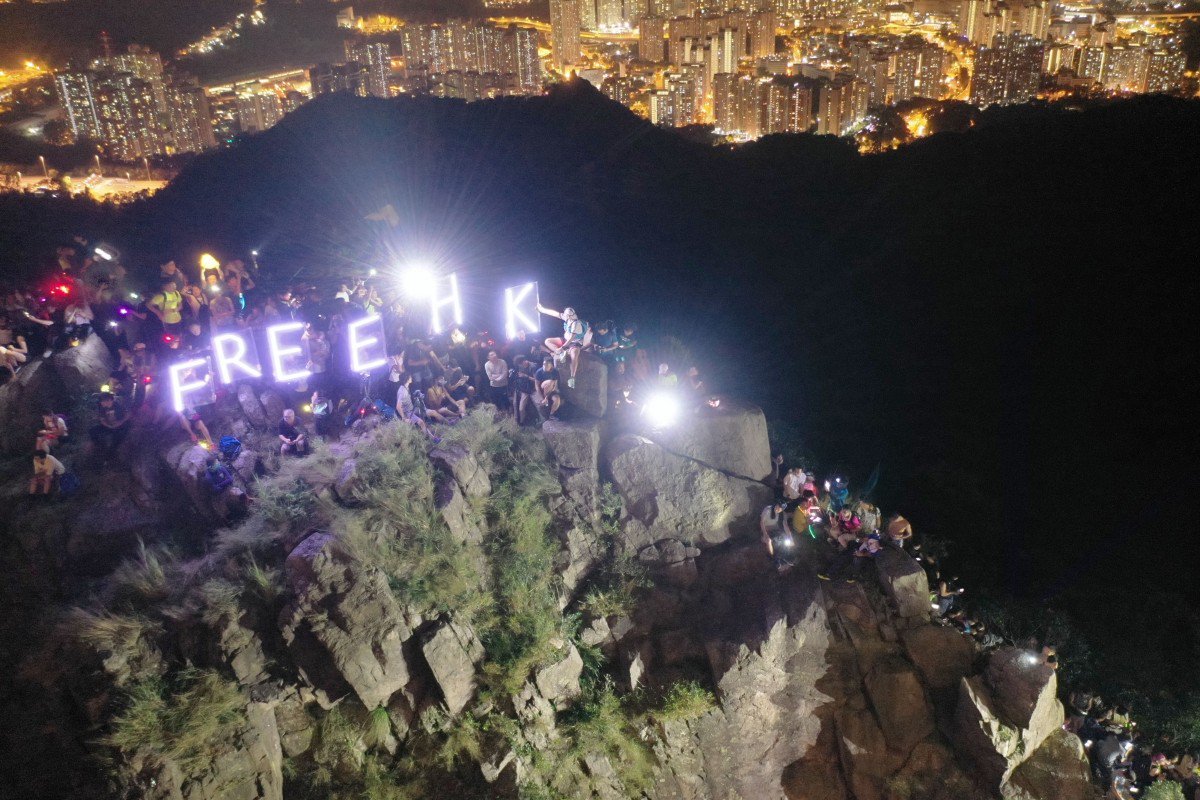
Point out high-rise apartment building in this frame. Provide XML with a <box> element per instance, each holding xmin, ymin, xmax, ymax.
<box><xmin>54</xmin><ymin>45</ymin><xmax>215</xmax><ymax>160</ymax></box>
<box><xmin>640</xmin><ymin>16</ymin><xmax>667</xmax><ymax>62</ymax></box>
<box><xmin>309</xmin><ymin>62</ymin><xmax>370</xmax><ymax>96</ymax></box>
<box><xmin>816</xmin><ymin>75</ymin><xmax>867</xmax><ymax>135</ymax></box>
<box><xmin>167</xmin><ymin>78</ymin><xmax>217</xmax><ymax>153</ymax></box>
<box><xmin>55</xmin><ymin>71</ymin><xmax>103</xmax><ymax>142</ymax></box>
<box><xmin>511</xmin><ymin>27</ymin><xmax>544</xmax><ymax>93</ymax></box>
<box><xmin>345</xmin><ymin>40</ymin><xmax>391</xmax><ymax>98</ymax></box>
<box><xmin>236</xmin><ymin>91</ymin><xmax>284</xmax><ymax>134</ymax></box>
<box><xmin>1145</xmin><ymin>49</ymin><xmax>1184</xmax><ymax>93</ymax></box>
<box><xmin>550</xmin><ymin>0</ymin><xmax>583</xmax><ymax>68</ymax></box>
<box><xmin>970</xmin><ymin>33</ymin><xmax>1044</xmax><ymax>106</ymax></box>
<box><xmin>960</xmin><ymin>0</ymin><xmax>1049</xmax><ymax>46</ymax></box>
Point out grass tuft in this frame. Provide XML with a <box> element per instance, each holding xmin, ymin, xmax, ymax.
<box><xmin>103</xmin><ymin>667</ymin><xmax>245</xmax><ymax>775</ymax></box>
<box><xmin>654</xmin><ymin>680</ymin><xmax>717</xmax><ymax>723</ymax></box>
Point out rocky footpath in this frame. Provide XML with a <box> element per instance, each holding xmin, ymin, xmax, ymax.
<box><xmin>0</xmin><ymin>348</ymin><xmax>1095</xmax><ymax>800</ymax></box>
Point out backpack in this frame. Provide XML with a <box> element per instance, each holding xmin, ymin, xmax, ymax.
<box><xmin>374</xmin><ymin>399</ymin><xmax>396</xmax><ymax>421</ymax></box>
<box><xmin>218</xmin><ymin>436</ymin><xmax>242</xmax><ymax>461</ymax></box>
<box><xmin>59</xmin><ymin>471</ymin><xmax>81</xmax><ymax>496</ymax></box>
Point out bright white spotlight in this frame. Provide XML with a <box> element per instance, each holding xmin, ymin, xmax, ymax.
<box><xmin>401</xmin><ymin>266</ymin><xmax>436</xmax><ymax>298</ymax></box>
<box><xmin>642</xmin><ymin>393</ymin><xmax>681</xmax><ymax>428</ymax></box>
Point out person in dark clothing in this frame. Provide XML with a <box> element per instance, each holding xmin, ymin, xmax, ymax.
<box><xmin>820</xmin><ymin>532</ymin><xmax>883</xmax><ymax>583</ymax></box>
<box><xmin>89</xmin><ymin>392</ymin><xmax>132</xmax><ymax>458</ymax></box>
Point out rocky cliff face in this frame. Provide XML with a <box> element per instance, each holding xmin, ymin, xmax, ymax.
<box><xmin>0</xmin><ymin>346</ymin><xmax>1095</xmax><ymax>800</ymax></box>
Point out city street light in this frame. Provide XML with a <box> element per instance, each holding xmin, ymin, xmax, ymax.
<box><xmin>94</xmin><ymin>154</ymin><xmax>102</xmax><ymax>176</ymax></box>
<box><xmin>143</xmin><ymin>157</ymin><xmax>151</xmax><ymax>181</ymax></box>
<box><xmin>39</xmin><ymin>155</ymin><xmax>48</xmax><ymax>178</ymax></box>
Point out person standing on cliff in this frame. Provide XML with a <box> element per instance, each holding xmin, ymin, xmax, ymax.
<box><xmin>760</xmin><ymin>501</ymin><xmax>798</xmax><ymax>571</ymax></box>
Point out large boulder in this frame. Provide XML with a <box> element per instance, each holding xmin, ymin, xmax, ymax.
<box><xmin>534</xmin><ymin>641</ymin><xmax>584</xmax><ymax>703</ymax></box>
<box><xmin>421</xmin><ymin>619</ymin><xmax>484</xmax><ymax>715</ymax></box>
<box><xmin>429</xmin><ymin>445</ymin><xmax>491</xmax><ymax>499</ymax></box>
<box><xmin>874</xmin><ymin>548</ymin><xmax>930</xmax><ymax>628</ymax></box>
<box><xmin>433</xmin><ymin>472</ymin><xmax>485</xmax><ymax>548</ymax></box>
<box><xmin>0</xmin><ymin>334</ymin><xmax>113</xmax><ymax>455</ymax></box>
<box><xmin>1002</xmin><ymin>729</ymin><xmax>1092</xmax><ymax>800</ymax></box>
<box><xmin>647</xmin><ymin>400</ymin><xmax>773</xmax><ymax>481</ymax></box>
<box><xmin>983</xmin><ymin>648</ymin><xmax>1061</xmax><ymax>732</ymax></box>
<box><xmin>236</xmin><ymin>384</ymin><xmax>269</xmax><ymax>428</ymax></box>
<box><xmin>606</xmin><ymin>434</ymin><xmax>772</xmax><ymax>552</ymax></box>
<box><xmin>559</xmin><ymin>353</ymin><xmax>607</xmax><ymax>418</ymax></box>
<box><xmin>862</xmin><ymin>655</ymin><xmax>936</xmax><ymax>758</ymax></box>
<box><xmin>901</xmin><ymin>625</ymin><xmax>976</xmax><ymax>692</ymax></box>
<box><xmin>279</xmin><ymin>533</ymin><xmax>417</xmax><ymax>709</ymax></box>
<box><xmin>952</xmin><ymin>650</ymin><xmax>1063</xmax><ymax>788</ymax></box>
<box><xmin>782</xmin><ymin>718</ymin><xmax>849</xmax><ymax>800</ymax></box>
<box><xmin>542</xmin><ymin>418</ymin><xmax>601</xmax><ymax>471</ymax></box>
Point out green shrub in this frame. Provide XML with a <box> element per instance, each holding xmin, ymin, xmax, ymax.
<box><xmin>363</xmin><ymin>706</ymin><xmax>392</xmax><ymax>751</ymax></box>
<box><xmin>655</xmin><ymin>681</ymin><xmax>717</xmax><ymax>723</ymax></box>
<box><xmin>551</xmin><ymin>682</ymin><xmax>654</xmax><ymax>795</ymax></box>
<box><xmin>103</xmin><ymin>667</ymin><xmax>245</xmax><ymax>774</ymax></box>
<box><xmin>241</xmin><ymin>555</ymin><xmax>283</xmax><ymax>603</ymax></box>
<box><xmin>255</xmin><ymin>476</ymin><xmax>326</xmax><ymax>538</ymax></box>
<box><xmin>1144</xmin><ymin>782</ymin><xmax>1186</xmax><ymax>800</ymax></box>
<box><xmin>309</xmin><ymin>706</ymin><xmax>365</xmax><ymax>786</ymax></box>
<box><xmin>108</xmin><ymin>540</ymin><xmax>178</xmax><ymax>609</ymax></box>
<box><xmin>435</xmin><ymin>406</ymin><xmax>515</xmax><ymax>475</ymax></box>
<box><xmin>479</xmin><ymin>436</ymin><xmax>565</xmax><ymax>698</ymax></box>
<box><xmin>67</xmin><ymin>608</ymin><xmax>163</xmax><ymax>682</ymax></box>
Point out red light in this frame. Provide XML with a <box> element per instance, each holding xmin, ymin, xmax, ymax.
<box><xmin>162</xmin><ymin>334</ymin><xmax>174</xmax><ymax>343</ymax></box>
<box><xmin>143</xmin><ymin>375</ymin><xmax>153</xmax><ymax>384</ymax></box>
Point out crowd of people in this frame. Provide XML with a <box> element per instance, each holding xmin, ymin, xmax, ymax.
<box><xmin>760</xmin><ymin>465</ymin><xmax>1200</xmax><ymax>800</ymax></box>
<box><xmin>1</xmin><ymin>237</ymin><xmax>709</xmax><ymax>496</ymax></box>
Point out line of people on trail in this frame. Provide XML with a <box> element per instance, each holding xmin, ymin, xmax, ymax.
<box><xmin>764</xmin><ymin>462</ymin><xmax>1198</xmax><ymax>800</ymax></box>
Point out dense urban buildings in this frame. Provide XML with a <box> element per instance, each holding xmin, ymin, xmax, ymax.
<box><xmin>55</xmin><ymin>46</ymin><xmax>215</xmax><ymax>160</ymax></box>
<box><xmin>22</xmin><ymin>0</ymin><xmax>1194</xmax><ymax>166</ymax></box>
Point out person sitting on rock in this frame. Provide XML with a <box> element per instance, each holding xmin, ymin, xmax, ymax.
<box><xmin>820</xmin><ymin>531</ymin><xmax>882</xmax><ymax>583</ymax></box>
<box><xmin>934</xmin><ymin>577</ymin><xmax>965</xmax><ymax>617</ymax></box>
<box><xmin>36</xmin><ymin>410</ymin><xmax>69</xmax><ymax>453</ymax></box>
<box><xmin>278</xmin><ymin>408</ymin><xmax>309</xmax><ymax>456</ymax></box>
<box><xmin>760</xmin><ymin>501</ymin><xmax>798</xmax><ymax>571</ymax></box>
<box><xmin>509</xmin><ymin>355</ymin><xmax>538</xmax><ymax>426</ymax></box>
<box><xmin>425</xmin><ymin>376</ymin><xmax>464</xmax><ymax>421</ymax></box>
<box><xmin>204</xmin><ymin>453</ymin><xmax>233</xmax><ymax>493</ymax></box>
<box><xmin>831</xmin><ymin>506</ymin><xmax>862</xmax><ymax>542</ymax></box>
<box><xmin>29</xmin><ymin>450</ymin><xmax>66</xmax><ymax>495</ymax></box>
<box><xmin>178</xmin><ymin>406</ymin><xmax>213</xmax><ymax>448</ymax></box>
<box><xmin>535</xmin><ymin>357</ymin><xmax>563</xmax><ymax>421</ymax></box>
<box><xmin>536</xmin><ymin>302</ymin><xmax>588</xmax><ymax>389</ymax></box>
<box><xmin>825</xmin><ymin>475</ymin><xmax>850</xmax><ymax>512</ymax></box>
<box><xmin>590</xmin><ymin>320</ymin><xmax>618</xmax><ymax>360</ymax></box>
<box><xmin>394</xmin><ymin>372</ymin><xmax>434</xmax><ymax>437</ymax></box>
<box><xmin>884</xmin><ymin>514</ymin><xmax>913</xmax><ymax>548</ymax></box>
